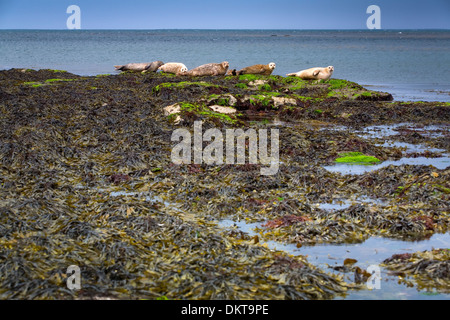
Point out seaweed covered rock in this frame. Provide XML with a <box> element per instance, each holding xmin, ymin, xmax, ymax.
<box><xmin>383</xmin><ymin>249</ymin><xmax>450</xmax><ymax>293</ymax></box>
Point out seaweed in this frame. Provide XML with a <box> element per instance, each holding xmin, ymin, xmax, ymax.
<box><xmin>335</xmin><ymin>152</ymin><xmax>381</xmax><ymax>164</ymax></box>
<box><xmin>382</xmin><ymin>249</ymin><xmax>450</xmax><ymax>293</ymax></box>
<box><xmin>0</xmin><ymin>68</ymin><xmax>449</xmax><ymax>300</ymax></box>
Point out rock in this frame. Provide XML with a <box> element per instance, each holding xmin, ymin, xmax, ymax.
<box><xmin>163</xmin><ymin>103</ymin><xmax>182</xmax><ymax>124</ymax></box>
<box><xmin>249</xmin><ymin>80</ymin><xmax>268</xmax><ymax>87</ymax></box>
<box><xmin>272</xmin><ymin>96</ymin><xmax>297</xmax><ymax>108</ymax></box>
<box><xmin>208</xmin><ymin>105</ymin><xmax>237</xmax><ymax>114</ymax></box>
<box><xmin>109</xmin><ymin>173</ymin><xmax>131</xmax><ymax>184</ymax></box>
<box><xmin>164</xmin><ymin>103</ymin><xmax>181</xmax><ymax>115</ymax></box>
<box><xmin>206</xmin><ymin>94</ymin><xmax>238</xmax><ymax>107</ymax></box>
<box><xmin>225</xmin><ymin>94</ymin><xmax>238</xmax><ymax>106</ymax></box>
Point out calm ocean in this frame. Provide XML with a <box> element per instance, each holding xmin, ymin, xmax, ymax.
<box><xmin>1</xmin><ymin>29</ymin><xmax>449</xmax><ymax>102</ymax></box>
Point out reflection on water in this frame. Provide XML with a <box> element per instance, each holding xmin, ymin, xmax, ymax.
<box><xmin>218</xmin><ymin>219</ymin><xmax>450</xmax><ymax>300</ymax></box>
<box><xmin>358</xmin><ymin>123</ymin><xmax>450</xmax><ymax>140</ymax></box>
<box><xmin>315</xmin><ymin>196</ymin><xmax>387</xmax><ymax>211</ymax></box>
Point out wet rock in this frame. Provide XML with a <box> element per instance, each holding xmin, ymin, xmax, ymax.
<box><xmin>164</xmin><ymin>103</ymin><xmax>182</xmax><ymax>124</ymax></box>
<box><xmin>248</xmin><ymin>79</ymin><xmax>268</xmax><ymax>87</ymax></box>
<box><xmin>164</xmin><ymin>103</ymin><xmax>181</xmax><ymax>115</ymax></box>
<box><xmin>272</xmin><ymin>96</ymin><xmax>297</xmax><ymax>108</ymax></box>
<box><xmin>382</xmin><ymin>249</ymin><xmax>450</xmax><ymax>291</ymax></box>
<box><xmin>109</xmin><ymin>174</ymin><xmax>131</xmax><ymax>184</ymax></box>
<box><xmin>208</xmin><ymin>105</ymin><xmax>237</xmax><ymax>114</ymax></box>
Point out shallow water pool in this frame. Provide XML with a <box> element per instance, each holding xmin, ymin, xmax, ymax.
<box><xmin>323</xmin><ymin>122</ymin><xmax>450</xmax><ymax>175</ymax></box>
<box><xmin>218</xmin><ymin>219</ymin><xmax>450</xmax><ymax>300</ymax></box>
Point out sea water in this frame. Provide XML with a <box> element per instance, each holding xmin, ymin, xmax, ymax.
<box><xmin>1</xmin><ymin>29</ymin><xmax>450</xmax><ymax>102</ymax></box>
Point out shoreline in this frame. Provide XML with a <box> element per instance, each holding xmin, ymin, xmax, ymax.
<box><xmin>2</xmin><ymin>67</ymin><xmax>450</xmax><ymax>103</ymax></box>
<box><xmin>361</xmin><ymin>83</ymin><xmax>450</xmax><ymax>103</ymax></box>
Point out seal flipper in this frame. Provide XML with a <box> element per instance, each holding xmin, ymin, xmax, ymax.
<box><xmin>141</xmin><ymin>63</ymin><xmax>153</xmax><ymax>73</ymax></box>
<box><xmin>312</xmin><ymin>69</ymin><xmax>320</xmax><ymax>76</ymax></box>
<box><xmin>114</xmin><ymin>65</ymin><xmax>124</xmax><ymax>71</ymax></box>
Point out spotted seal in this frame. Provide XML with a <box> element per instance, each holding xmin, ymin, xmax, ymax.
<box><xmin>237</xmin><ymin>62</ymin><xmax>276</xmax><ymax>76</ymax></box>
<box><xmin>178</xmin><ymin>61</ymin><xmax>229</xmax><ymax>76</ymax></box>
<box><xmin>287</xmin><ymin>66</ymin><xmax>334</xmax><ymax>80</ymax></box>
<box><xmin>114</xmin><ymin>61</ymin><xmax>164</xmax><ymax>73</ymax></box>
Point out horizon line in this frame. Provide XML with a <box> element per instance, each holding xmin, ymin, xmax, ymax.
<box><xmin>1</xmin><ymin>28</ymin><xmax>450</xmax><ymax>31</ymax></box>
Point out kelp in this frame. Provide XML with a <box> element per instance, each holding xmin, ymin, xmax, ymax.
<box><xmin>0</xmin><ymin>68</ymin><xmax>448</xmax><ymax>299</ymax></box>
<box><xmin>382</xmin><ymin>249</ymin><xmax>450</xmax><ymax>293</ymax></box>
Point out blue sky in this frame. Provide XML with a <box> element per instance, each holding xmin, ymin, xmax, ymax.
<box><xmin>0</xmin><ymin>0</ymin><xmax>449</xmax><ymax>29</ymax></box>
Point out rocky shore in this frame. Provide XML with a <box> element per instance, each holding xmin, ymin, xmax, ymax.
<box><xmin>0</xmin><ymin>68</ymin><xmax>448</xmax><ymax>299</ymax></box>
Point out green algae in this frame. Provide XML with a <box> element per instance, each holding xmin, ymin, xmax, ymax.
<box><xmin>153</xmin><ymin>81</ymin><xmax>221</xmax><ymax>94</ymax></box>
<box><xmin>324</xmin><ymin>79</ymin><xmax>383</xmax><ymax>100</ymax></box>
<box><xmin>328</xmin><ymin>87</ymin><xmax>382</xmax><ymax>100</ymax></box>
<box><xmin>22</xmin><ymin>78</ymin><xmax>78</xmax><ymax>87</ymax></box>
<box><xmin>290</xmin><ymin>94</ymin><xmax>323</xmax><ymax>103</ymax></box>
<box><xmin>158</xmin><ymin>72</ymin><xmax>177</xmax><ymax>78</ymax></box>
<box><xmin>335</xmin><ymin>152</ymin><xmax>381</xmax><ymax>165</ymax></box>
<box><xmin>278</xmin><ymin>76</ymin><xmax>309</xmax><ymax>90</ymax></box>
<box><xmin>45</xmin><ymin>78</ymin><xmax>77</xmax><ymax>83</ymax></box>
<box><xmin>258</xmin><ymin>84</ymin><xmax>272</xmax><ymax>91</ymax></box>
<box><xmin>249</xmin><ymin>94</ymin><xmax>274</xmax><ymax>107</ymax></box>
<box><xmin>23</xmin><ymin>81</ymin><xmax>43</xmax><ymax>87</ymax></box>
<box><xmin>238</xmin><ymin>74</ymin><xmax>262</xmax><ymax>82</ymax></box>
<box><xmin>207</xmin><ymin>94</ymin><xmax>231</xmax><ymax>106</ymax></box>
<box><xmin>326</xmin><ymin>79</ymin><xmax>354</xmax><ymax>90</ymax></box>
<box><xmin>352</xmin><ymin>92</ymin><xmax>374</xmax><ymax>99</ymax></box>
<box><xmin>179</xmin><ymin>102</ymin><xmax>237</xmax><ymax>124</ymax></box>
<box><xmin>235</xmin><ymin>83</ymin><xmax>248</xmax><ymax>89</ymax></box>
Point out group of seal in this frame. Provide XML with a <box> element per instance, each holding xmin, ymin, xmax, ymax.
<box><xmin>114</xmin><ymin>60</ymin><xmax>334</xmax><ymax>80</ymax></box>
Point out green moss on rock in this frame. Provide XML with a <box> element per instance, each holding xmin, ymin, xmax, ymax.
<box><xmin>45</xmin><ymin>78</ymin><xmax>77</xmax><ymax>83</ymax></box>
<box><xmin>179</xmin><ymin>102</ymin><xmax>238</xmax><ymax>124</ymax></box>
<box><xmin>153</xmin><ymin>81</ymin><xmax>221</xmax><ymax>94</ymax></box>
<box><xmin>235</xmin><ymin>83</ymin><xmax>248</xmax><ymax>89</ymax></box>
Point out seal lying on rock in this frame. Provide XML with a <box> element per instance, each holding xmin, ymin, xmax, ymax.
<box><xmin>237</xmin><ymin>62</ymin><xmax>276</xmax><ymax>76</ymax></box>
<box><xmin>178</xmin><ymin>61</ymin><xmax>229</xmax><ymax>76</ymax></box>
<box><xmin>158</xmin><ymin>62</ymin><xmax>188</xmax><ymax>74</ymax></box>
<box><xmin>114</xmin><ymin>61</ymin><xmax>164</xmax><ymax>73</ymax></box>
<box><xmin>287</xmin><ymin>66</ymin><xmax>334</xmax><ymax>80</ymax></box>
